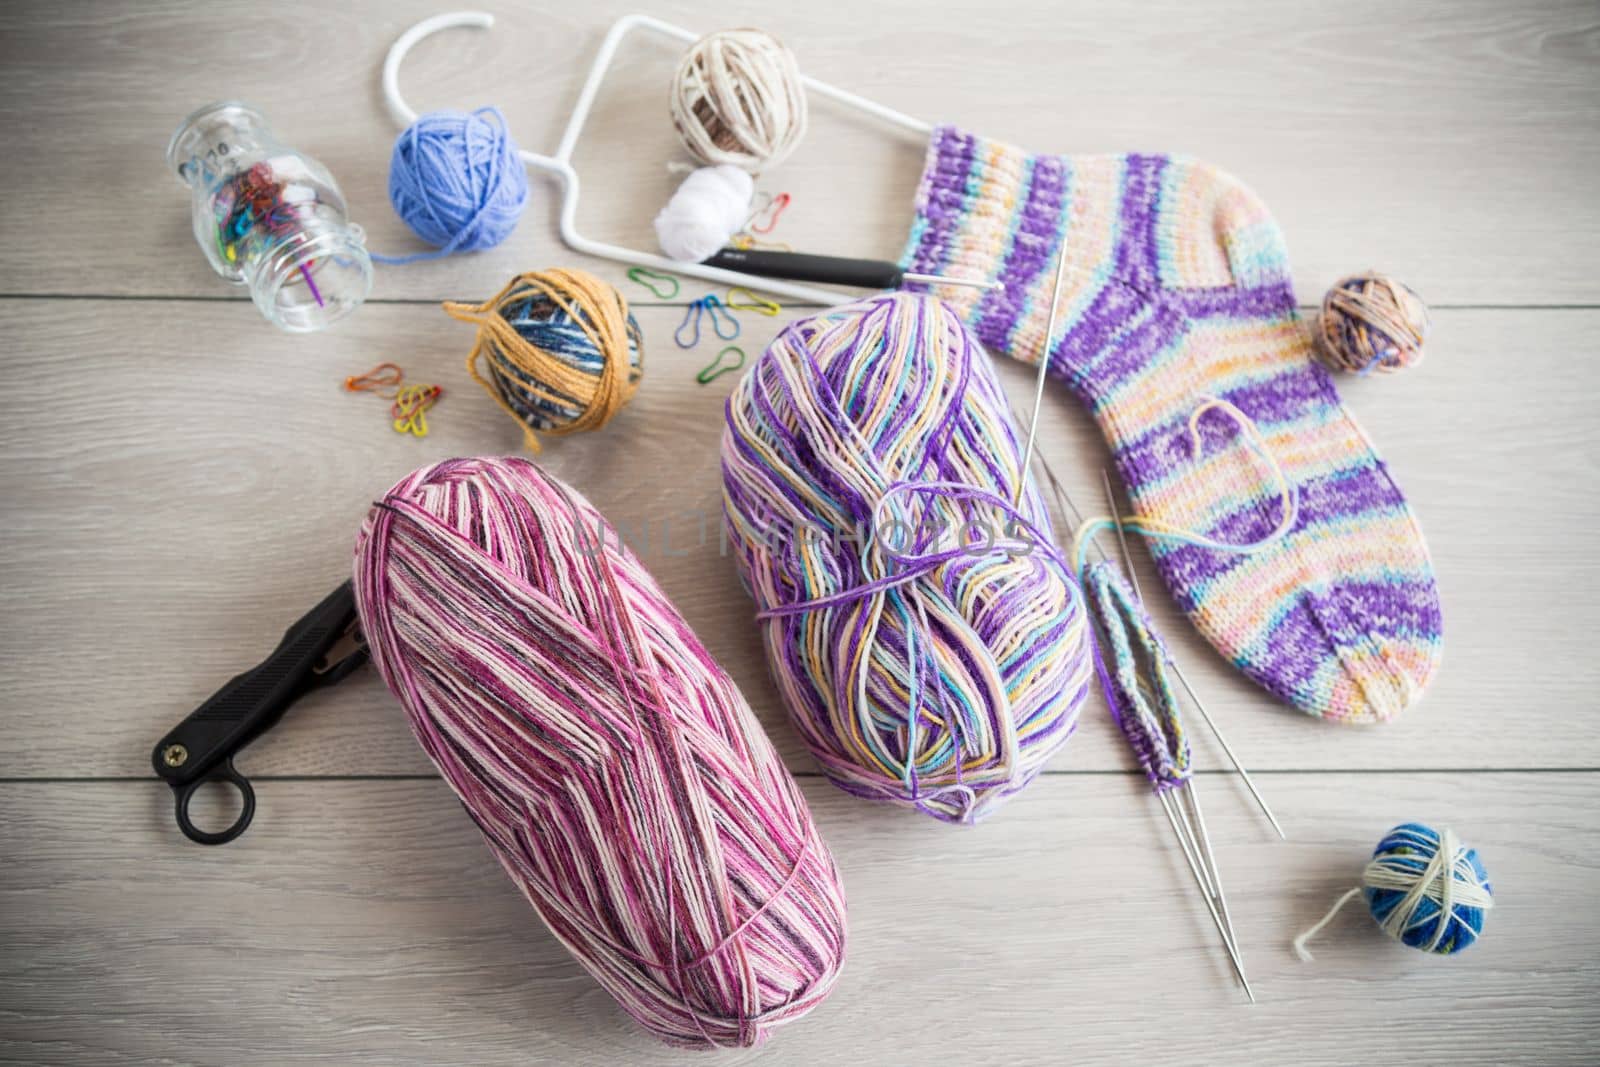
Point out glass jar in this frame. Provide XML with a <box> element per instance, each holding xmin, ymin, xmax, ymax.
<box><xmin>167</xmin><ymin>102</ymin><xmax>373</xmax><ymax>332</ymax></box>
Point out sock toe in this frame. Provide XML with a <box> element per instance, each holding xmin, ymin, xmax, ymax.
<box><xmin>1223</xmin><ymin>575</ymin><xmax>1443</xmax><ymax>723</ymax></box>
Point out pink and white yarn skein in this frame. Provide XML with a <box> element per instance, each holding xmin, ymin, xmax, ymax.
<box><xmin>353</xmin><ymin>456</ymin><xmax>846</xmax><ymax>1049</ymax></box>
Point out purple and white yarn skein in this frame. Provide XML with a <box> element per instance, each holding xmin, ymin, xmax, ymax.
<box><xmin>721</xmin><ymin>292</ymin><xmax>1094</xmax><ymax>824</ymax></box>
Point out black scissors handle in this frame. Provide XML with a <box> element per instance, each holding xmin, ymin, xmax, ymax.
<box><xmin>152</xmin><ymin>580</ymin><xmax>367</xmax><ymax>844</ymax></box>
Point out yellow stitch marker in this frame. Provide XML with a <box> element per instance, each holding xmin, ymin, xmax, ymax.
<box><xmin>726</xmin><ymin>287</ymin><xmax>781</xmax><ymax>316</ymax></box>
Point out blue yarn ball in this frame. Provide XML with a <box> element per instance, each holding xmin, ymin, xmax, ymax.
<box><xmin>1363</xmin><ymin>823</ymin><xmax>1492</xmax><ymax>955</ymax></box>
<box><xmin>379</xmin><ymin>107</ymin><xmax>528</xmax><ymax>262</ymax></box>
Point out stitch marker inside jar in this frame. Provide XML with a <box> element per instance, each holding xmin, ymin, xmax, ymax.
<box><xmin>168</xmin><ymin>101</ymin><xmax>373</xmax><ymax>332</ymax></box>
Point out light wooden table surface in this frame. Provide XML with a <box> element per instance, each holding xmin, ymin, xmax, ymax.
<box><xmin>2</xmin><ymin>1</ymin><xmax>1597</xmax><ymax>1064</ymax></box>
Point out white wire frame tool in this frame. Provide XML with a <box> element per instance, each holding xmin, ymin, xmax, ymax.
<box><xmin>384</xmin><ymin>11</ymin><xmax>954</xmax><ymax>305</ymax></box>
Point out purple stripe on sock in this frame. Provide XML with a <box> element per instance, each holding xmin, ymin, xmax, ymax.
<box><xmin>1218</xmin><ymin>362</ymin><xmax>1343</xmax><ymax>426</ymax></box>
<box><xmin>1074</xmin><ymin>300</ymin><xmax>1191</xmax><ymax>403</ymax></box>
<box><xmin>976</xmin><ymin>152</ymin><xmax>1070</xmax><ymax>351</ymax></box>
<box><xmin>1225</xmin><ymin>575</ymin><xmax>1442</xmax><ymax>704</ymax></box>
<box><xmin>1050</xmin><ymin>281</ymin><xmax>1151</xmax><ymax>388</ymax></box>
<box><xmin>1171</xmin><ymin>281</ymin><xmax>1299</xmax><ymax>318</ymax></box>
<box><xmin>1326</xmin><ymin>580</ymin><xmax>1444</xmax><ymax>641</ymax></box>
<box><xmin>1147</xmin><ymin>460</ymin><xmax>1417</xmax><ymax>604</ymax></box>
<box><xmin>1110</xmin><ymin>363</ymin><xmax>1344</xmax><ymax>478</ymax></box>
<box><xmin>1236</xmin><ymin>594</ymin><xmax>1352</xmax><ymax>701</ymax></box>
<box><xmin>906</xmin><ymin>126</ymin><xmax>979</xmax><ymax>277</ymax></box>
<box><xmin>1114</xmin><ymin>154</ymin><xmax>1167</xmax><ymax>290</ymax></box>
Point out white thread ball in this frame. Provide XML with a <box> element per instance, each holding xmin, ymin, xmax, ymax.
<box><xmin>669</xmin><ymin>29</ymin><xmax>808</xmax><ymax>172</ymax></box>
<box><xmin>654</xmin><ymin>164</ymin><xmax>753</xmax><ymax>263</ymax></box>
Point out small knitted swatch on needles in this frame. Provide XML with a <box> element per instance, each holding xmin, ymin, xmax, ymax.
<box><xmin>901</xmin><ymin>127</ymin><xmax>1442</xmax><ymax>723</ymax></box>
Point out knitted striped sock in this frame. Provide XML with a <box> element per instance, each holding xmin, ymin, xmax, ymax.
<box><xmin>901</xmin><ymin>126</ymin><xmax>1442</xmax><ymax>723</ymax></box>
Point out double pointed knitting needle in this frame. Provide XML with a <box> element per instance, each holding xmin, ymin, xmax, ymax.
<box><xmin>1029</xmin><ymin>446</ymin><xmax>1259</xmax><ymax>997</ymax></box>
<box><xmin>1158</xmin><ymin>784</ymin><xmax>1253</xmax><ymax>1000</ymax></box>
<box><xmin>1013</xmin><ymin>234</ymin><xmax>1074</xmax><ymax>507</ymax></box>
<box><xmin>1098</xmin><ymin>469</ymin><xmax>1285</xmax><ymax>841</ymax></box>
<box><xmin>1040</xmin><ymin>458</ymin><xmax>1283</xmax><ymax>839</ymax></box>
<box><xmin>1100</xmin><ymin>473</ymin><xmax>1253</xmax><ymax>1001</ymax></box>
<box><xmin>1007</xmin><ymin>231</ymin><xmax>1265</xmax><ymax>997</ymax></box>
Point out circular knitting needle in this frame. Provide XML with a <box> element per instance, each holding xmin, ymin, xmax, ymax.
<box><xmin>1099</xmin><ymin>467</ymin><xmax>1286</xmax><ymax>840</ymax></box>
<box><xmin>1014</xmin><ymin>236</ymin><xmax>1073</xmax><ymax>506</ymax></box>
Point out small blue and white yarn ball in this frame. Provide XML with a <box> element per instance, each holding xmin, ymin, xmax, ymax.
<box><xmin>1296</xmin><ymin>822</ymin><xmax>1493</xmax><ymax>960</ymax></box>
<box><xmin>1364</xmin><ymin>823</ymin><xmax>1492</xmax><ymax>954</ymax></box>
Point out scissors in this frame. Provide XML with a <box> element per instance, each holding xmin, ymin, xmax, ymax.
<box><xmin>150</xmin><ymin>581</ymin><xmax>368</xmax><ymax>844</ymax></box>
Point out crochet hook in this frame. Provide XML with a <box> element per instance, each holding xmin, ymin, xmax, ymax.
<box><xmin>701</xmin><ymin>248</ymin><xmax>1002</xmax><ymax>293</ymax></box>
<box><xmin>1098</xmin><ymin>468</ymin><xmax>1286</xmax><ymax>842</ymax></box>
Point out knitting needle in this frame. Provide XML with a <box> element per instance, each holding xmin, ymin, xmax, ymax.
<box><xmin>1160</xmin><ymin>790</ymin><xmax>1254</xmax><ymax>1000</ymax></box>
<box><xmin>1182</xmin><ymin>771</ymin><xmax>1247</xmax><ymax>976</ymax></box>
<box><xmin>1101</xmin><ymin>468</ymin><xmax>1144</xmax><ymax>601</ymax></box>
<box><xmin>1038</xmin><ymin>461</ymin><xmax>1249</xmax><ymax>973</ymax></box>
<box><xmin>1101</xmin><ymin>474</ymin><xmax>1252</xmax><ymax>1000</ymax></box>
<box><xmin>1171</xmin><ymin>656</ymin><xmax>1286</xmax><ymax>840</ymax></box>
<box><xmin>1014</xmin><ymin>237</ymin><xmax>1073</xmax><ymax>506</ymax></box>
<box><xmin>903</xmin><ymin>270</ymin><xmax>1004</xmax><ymax>291</ymax></box>
<box><xmin>1157</xmin><ymin>789</ymin><xmax>1253</xmax><ymax>999</ymax></box>
<box><xmin>1097</xmin><ymin>467</ymin><xmax>1286</xmax><ymax>841</ymax></box>
<box><xmin>1035</xmin><ymin>456</ymin><xmax>1258</xmax><ymax>995</ymax></box>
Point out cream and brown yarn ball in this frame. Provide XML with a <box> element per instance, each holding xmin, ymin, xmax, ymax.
<box><xmin>669</xmin><ymin>29</ymin><xmax>808</xmax><ymax>172</ymax></box>
<box><xmin>1316</xmin><ymin>272</ymin><xmax>1431</xmax><ymax>375</ymax></box>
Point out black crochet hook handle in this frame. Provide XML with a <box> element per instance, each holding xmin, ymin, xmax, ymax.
<box><xmin>151</xmin><ymin>580</ymin><xmax>367</xmax><ymax>844</ymax></box>
<box><xmin>702</xmin><ymin>248</ymin><xmax>905</xmax><ymax>289</ymax></box>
